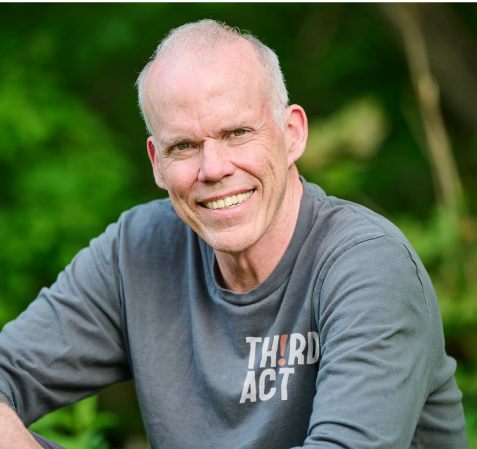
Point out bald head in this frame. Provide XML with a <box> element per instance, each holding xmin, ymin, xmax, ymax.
<box><xmin>136</xmin><ymin>20</ymin><xmax>289</xmax><ymax>135</ymax></box>
<box><xmin>144</xmin><ymin>40</ymin><xmax>275</xmax><ymax>140</ymax></box>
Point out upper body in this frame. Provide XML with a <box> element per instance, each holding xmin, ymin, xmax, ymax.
<box><xmin>0</xmin><ymin>179</ymin><xmax>467</xmax><ymax>448</ymax></box>
<box><xmin>0</xmin><ymin>19</ymin><xmax>467</xmax><ymax>448</ymax></box>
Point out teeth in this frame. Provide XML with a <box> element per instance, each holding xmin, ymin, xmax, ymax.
<box><xmin>203</xmin><ymin>189</ymin><xmax>254</xmax><ymax>210</ymax></box>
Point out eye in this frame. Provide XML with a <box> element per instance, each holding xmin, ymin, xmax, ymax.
<box><xmin>171</xmin><ymin>142</ymin><xmax>191</xmax><ymax>151</ymax></box>
<box><xmin>231</xmin><ymin>129</ymin><xmax>247</xmax><ymax>137</ymax></box>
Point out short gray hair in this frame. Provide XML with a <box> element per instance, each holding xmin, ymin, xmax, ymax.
<box><xmin>136</xmin><ymin>19</ymin><xmax>289</xmax><ymax>135</ymax></box>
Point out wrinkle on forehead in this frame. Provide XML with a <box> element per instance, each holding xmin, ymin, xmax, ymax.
<box><xmin>143</xmin><ymin>41</ymin><xmax>272</xmax><ymax>133</ymax></box>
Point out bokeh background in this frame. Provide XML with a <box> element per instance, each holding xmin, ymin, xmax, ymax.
<box><xmin>1</xmin><ymin>3</ymin><xmax>477</xmax><ymax>448</ymax></box>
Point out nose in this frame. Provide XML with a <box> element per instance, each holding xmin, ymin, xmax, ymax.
<box><xmin>197</xmin><ymin>140</ymin><xmax>236</xmax><ymax>183</ymax></box>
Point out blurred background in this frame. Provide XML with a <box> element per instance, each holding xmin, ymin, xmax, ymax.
<box><xmin>0</xmin><ymin>3</ymin><xmax>476</xmax><ymax>448</ymax></box>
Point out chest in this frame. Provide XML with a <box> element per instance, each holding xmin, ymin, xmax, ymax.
<box><xmin>123</xmin><ymin>269</ymin><xmax>321</xmax><ymax>448</ymax></box>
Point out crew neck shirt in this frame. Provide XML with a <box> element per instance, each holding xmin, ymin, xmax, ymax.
<box><xmin>0</xmin><ymin>178</ymin><xmax>467</xmax><ymax>448</ymax></box>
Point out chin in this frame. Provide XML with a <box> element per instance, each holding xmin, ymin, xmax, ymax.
<box><xmin>202</xmin><ymin>231</ymin><xmax>257</xmax><ymax>254</ymax></box>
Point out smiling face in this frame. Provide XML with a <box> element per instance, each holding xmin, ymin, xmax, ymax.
<box><xmin>144</xmin><ymin>41</ymin><xmax>304</xmax><ymax>254</ymax></box>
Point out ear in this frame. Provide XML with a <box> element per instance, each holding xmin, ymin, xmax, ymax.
<box><xmin>284</xmin><ymin>105</ymin><xmax>308</xmax><ymax>167</ymax></box>
<box><xmin>147</xmin><ymin>136</ymin><xmax>167</xmax><ymax>190</ymax></box>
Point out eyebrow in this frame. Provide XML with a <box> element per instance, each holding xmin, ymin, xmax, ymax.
<box><xmin>159</xmin><ymin>121</ymin><xmax>256</xmax><ymax>149</ymax></box>
<box><xmin>159</xmin><ymin>136</ymin><xmax>195</xmax><ymax>149</ymax></box>
<box><xmin>217</xmin><ymin>122</ymin><xmax>250</xmax><ymax>134</ymax></box>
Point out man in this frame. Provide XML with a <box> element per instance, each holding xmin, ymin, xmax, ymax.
<box><xmin>0</xmin><ymin>20</ymin><xmax>467</xmax><ymax>448</ymax></box>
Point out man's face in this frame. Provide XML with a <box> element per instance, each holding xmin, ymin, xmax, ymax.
<box><xmin>145</xmin><ymin>42</ymin><xmax>296</xmax><ymax>254</ymax></box>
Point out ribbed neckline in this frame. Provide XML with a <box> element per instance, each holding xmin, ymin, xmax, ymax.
<box><xmin>201</xmin><ymin>178</ymin><xmax>324</xmax><ymax>305</ymax></box>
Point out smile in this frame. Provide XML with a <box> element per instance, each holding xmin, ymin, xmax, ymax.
<box><xmin>202</xmin><ymin>190</ymin><xmax>254</xmax><ymax>210</ymax></box>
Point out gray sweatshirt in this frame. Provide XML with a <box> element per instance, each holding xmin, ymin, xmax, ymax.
<box><xmin>0</xmin><ymin>179</ymin><xmax>467</xmax><ymax>448</ymax></box>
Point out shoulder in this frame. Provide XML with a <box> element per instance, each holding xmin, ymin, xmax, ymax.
<box><xmin>305</xmin><ymin>188</ymin><xmax>433</xmax><ymax>342</ymax></box>
<box><xmin>96</xmin><ymin>197</ymin><xmax>193</xmax><ymax>265</ymax></box>
<box><xmin>120</xmin><ymin>197</ymin><xmax>182</xmax><ymax>226</ymax></box>
<box><xmin>118</xmin><ymin>197</ymin><xmax>189</xmax><ymax>240</ymax></box>
<box><xmin>301</xmin><ymin>180</ymin><xmax>433</xmax><ymax>313</ymax></box>
<box><xmin>302</xmin><ymin>179</ymin><xmax>417</xmax><ymax>263</ymax></box>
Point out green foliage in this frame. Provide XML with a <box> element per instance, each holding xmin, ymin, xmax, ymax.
<box><xmin>297</xmin><ymin>96</ymin><xmax>389</xmax><ymax>202</ymax></box>
<box><xmin>29</xmin><ymin>396</ymin><xmax>118</xmax><ymax>449</ymax></box>
<box><xmin>0</xmin><ymin>55</ymin><xmax>136</xmax><ymax>325</ymax></box>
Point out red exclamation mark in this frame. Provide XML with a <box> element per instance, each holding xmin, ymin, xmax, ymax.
<box><xmin>278</xmin><ymin>334</ymin><xmax>288</xmax><ymax>366</ymax></box>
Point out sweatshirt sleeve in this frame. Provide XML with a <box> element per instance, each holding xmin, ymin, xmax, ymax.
<box><xmin>298</xmin><ymin>236</ymin><xmax>441</xmax><ymax>448</ymax></box>
<box><xmin>0</xmin><ymin>219</ymin><xmax>131</xmax><ymax>426</ymax></box>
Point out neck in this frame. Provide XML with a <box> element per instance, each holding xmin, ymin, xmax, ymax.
<box><xmin>214</xmin><ymin>167</ymin><xmax>303</xmax><ymax>293</ymax></box>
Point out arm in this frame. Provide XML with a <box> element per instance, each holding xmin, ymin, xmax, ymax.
<box><xmin>299</xmin><ymin>237</ymin><xmax>439</xmax><ymax>448</ymax></box>
<box><xmin>0</xmin><ymin>403</ymin><xmax>41</xmax><ymax>449</ymax></box>
<box><xmin>0</xmin><ymin>220</ymin><xmax>131</xmax><ymax>427</ymax></box>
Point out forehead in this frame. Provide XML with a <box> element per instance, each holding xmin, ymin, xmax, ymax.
<box><xmin>143</xmin><ymin>41</ymin><xmax>271</xmax><ymax>134</ymax></box>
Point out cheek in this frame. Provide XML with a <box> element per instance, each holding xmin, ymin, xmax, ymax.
<box><xmin>162</xmin><ymin>160</ymin><xmax>198</xmax><ymax>201</ymax></box>
<box><xmin>239</xmin><ymin>138</ymin><xmax>288</xmax><ymax>179</ymax></box>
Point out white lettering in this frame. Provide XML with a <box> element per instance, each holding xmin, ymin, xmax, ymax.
<box><xmin>279</xmin><ymin>367</ymin><xmax>294</xmax><ymax>401</ymax></box>
<box><xmin>246</xmin><ymin>337</ymin><xmax>262</xmax><ymax>370</ymax></box>
<box><xmin>240</xmin><ymin>371</ymin><xmax>257</xmax><ymax>403</ymax></box>
<box><xmin>260</xmin><ymin>335</ymin><xmax>279</xmax><ymax>368</ymax></box>
<box><xmin>288</xmin><ymin>333</ymin><xmax>306</xmax><ymax>365</ymax></box>
<box><xmin>307</xmin><ymin>331</ymin><xmax>320</xmax><ymax>364</ymax></box>
<box><xmin>259</xmin><ymin>369</ymin><xmax>276</xmax><ymax>401</ymax></box>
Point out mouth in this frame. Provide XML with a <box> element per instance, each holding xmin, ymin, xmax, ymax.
<box><xmin>201</xmin><ymin>189</ymin><xmax>254</xmax><ymax>210</ymax></box>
